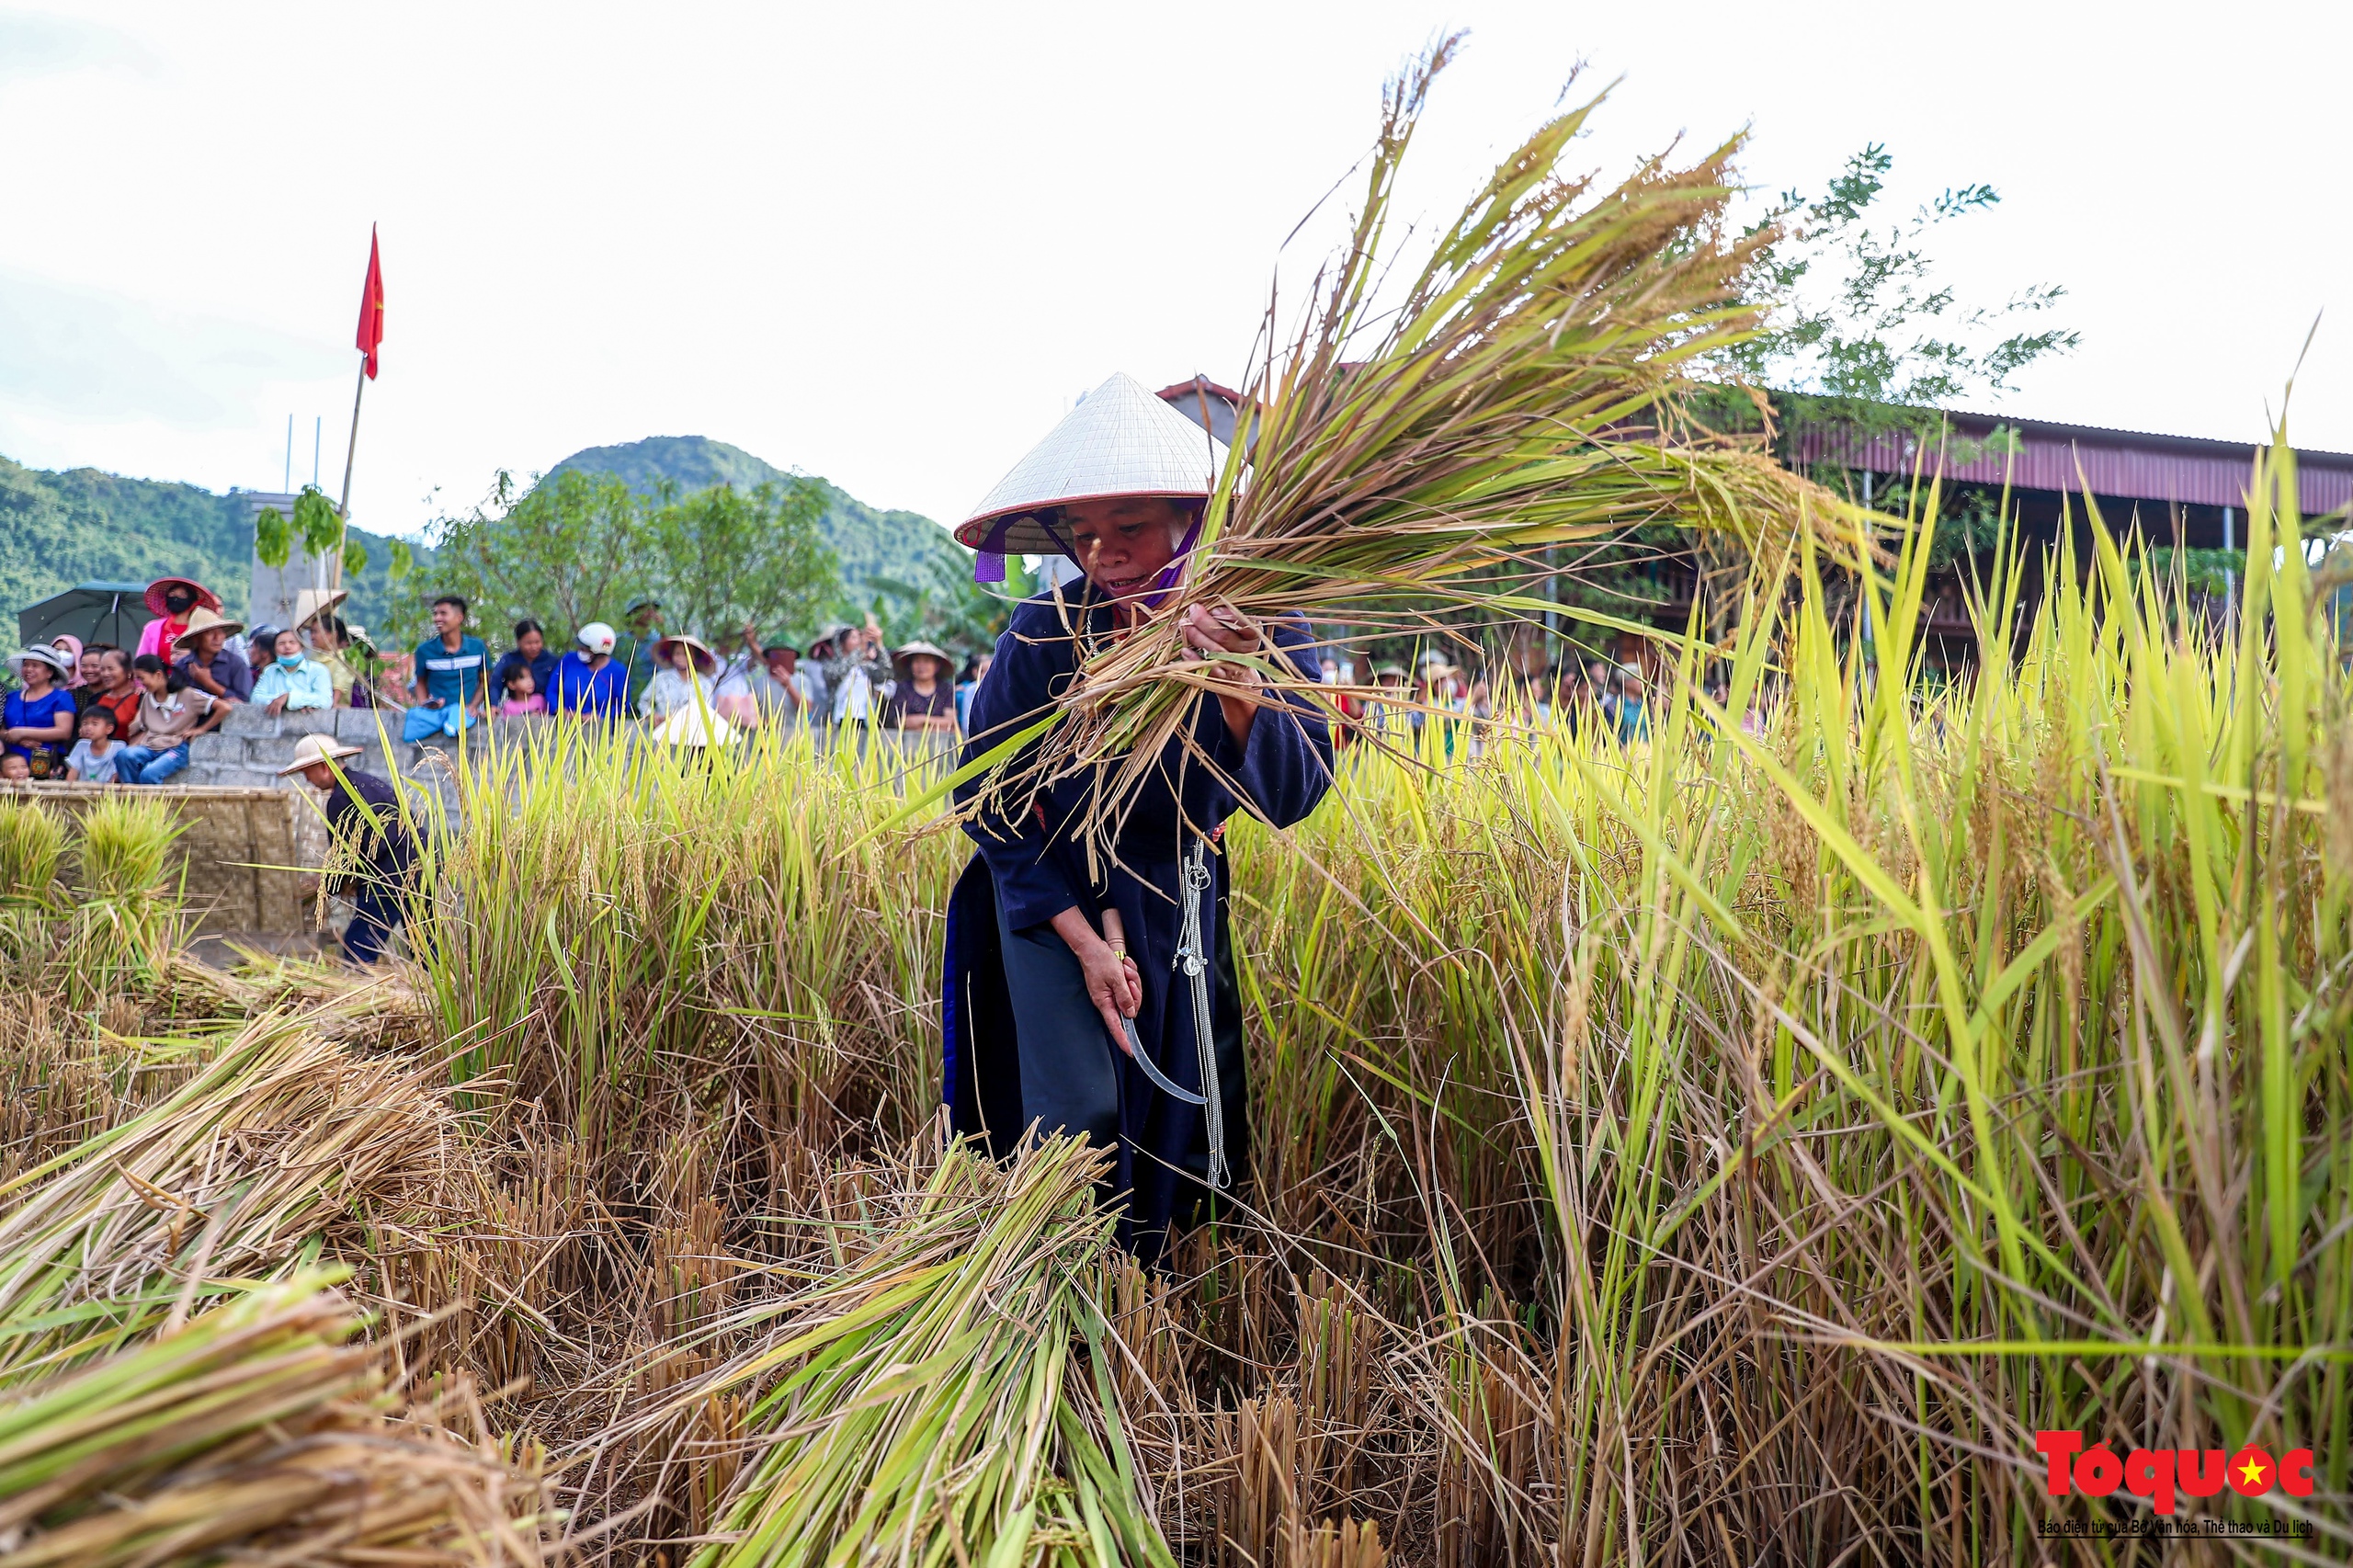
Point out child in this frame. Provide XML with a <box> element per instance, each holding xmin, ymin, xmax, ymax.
<box><xmin>66</xmin><ymin>705</ymin><xmax>123</xmax><ymax>781</ymax></box>
<box><xmin>0</xmin><ymin>754</ymin><xmax>28</xmax><ymax>782</ymax></box>
<box><xmin>498</xmin><ymin>662</ymin><xmax>545</xmax><ymax>717</ymax></box>
<box><xmin>116</xmin><ymin>653</ymin><xmax>223</xmax><ymax>785</ymax></box>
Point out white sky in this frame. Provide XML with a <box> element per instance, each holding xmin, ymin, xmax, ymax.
<box><xmin>2</xmin><ymin>2</ymin><xmax>2347</xmax><ymax>541</ymax></box>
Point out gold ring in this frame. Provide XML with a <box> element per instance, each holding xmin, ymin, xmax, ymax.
<box><xmin>1110</xmin><ymin>947</ymin><xmax>1125</xmax><ymax>959</ymax></box>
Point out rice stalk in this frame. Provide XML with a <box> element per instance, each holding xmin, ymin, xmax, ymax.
<box><xmin>0</xmin><ymin>1268</ymin><xmax>551</xmax><ymax>1567</ymax></box>
<box><xmin>0</xmin><ymin>800</ymin><xmax>63</xmax><ymax>909</ymax></box>
<box><xmin>625</xmin><ymin>1133</ymin><xmax>1171</xmax><ymax>1568</ymax></box>
<box><xmin>0</xmin><ymin>1013</ymin><xmax>451</xmax><ymax>1390</ymax></box>
<box><xmin>63</xmin><ymin>796</ymin><xmax>188</xmax><ymax>1006</ymax></box>
<box><xmin>991</xmin><ymin>37</ymin><xmax>1878</xmax><ymax>855</ymax></box>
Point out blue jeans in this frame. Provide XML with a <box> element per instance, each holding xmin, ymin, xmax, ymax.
<box><xmin>113</xmin><ymin>743</ymin><xmax>189</xmax><ymax>784</ymax></box>
<box><xmin>402</xmin><ymin>704</ymin><xmax>475</xmax><ymax>743</ymax></box>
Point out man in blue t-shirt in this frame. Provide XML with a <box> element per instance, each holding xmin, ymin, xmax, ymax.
<box><xmin>403</xmin><ymin>595</ymin><xmax>490</xmax><ymax>744</ymax></box>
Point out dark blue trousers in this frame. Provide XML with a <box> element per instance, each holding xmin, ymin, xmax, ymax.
<box><xmin>992</xmin><ymin>899</ymin><xmax>1123</xmax><ymax>1147</ymax></box>
<box><xmin>343</xmin><ymin>884</ymin><xmax>405</xmax><ymax>966</ymax></box>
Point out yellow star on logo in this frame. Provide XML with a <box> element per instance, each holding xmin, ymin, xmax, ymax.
<box><xmin>2237</xmin><ymin>1455</ymin><xmax>2268</xmax><ymax>1488</ymax></box>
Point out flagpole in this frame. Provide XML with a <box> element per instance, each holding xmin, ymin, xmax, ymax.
<box><xmin>331</xmin><ymin>356</ymin><xmax>366</xmax><ymax>593</ymax></box>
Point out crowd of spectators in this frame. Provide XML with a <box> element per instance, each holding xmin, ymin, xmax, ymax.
<box><xmin>4</xmin><ymin>574</ymin><xmax>996</xmax><ymax>783</ymax></box>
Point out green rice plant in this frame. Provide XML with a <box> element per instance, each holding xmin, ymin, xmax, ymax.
<box><xmin>631</xmin><ymin>1135</ymin><xmax>1169</xmax><ymax>1568</ymax></box>
<box><xmin>405</xmin><ymin>722</ymin><xmax>961</xmax><ymax>1185</ymax></box>
<box><xmin>0</xmin><ymin>797</ymin><xmax>64</xmax><ymax>908</ymax></box>
<box><xmin>1177</xmin><ymin>438</ymin><xmax>2351</xmax><ymax>1560</ymax></box>
<box><xmin>0</xmin><ymin>1268</ymin><xmax>550</xmax><ymax>1566</ymax></box>
<box><xmin>64</xmin><ymin>794</ymin><xmax>188</xmax><ymax>1005</ymax></box>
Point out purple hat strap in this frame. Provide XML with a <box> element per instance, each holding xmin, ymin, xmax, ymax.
<box><xmin>1137</xmin><ymin>507</ymin><xmax>1205</xmax><ymax>612</ymax></box>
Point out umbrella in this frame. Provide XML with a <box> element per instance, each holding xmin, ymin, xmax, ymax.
<box><xmin>16</xmin><ymin>583</ymin><xmax>154</xmax><ymax>654</ymax></box>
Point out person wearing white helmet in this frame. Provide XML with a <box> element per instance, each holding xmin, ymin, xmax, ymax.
<box><xmin>549</xmin><ymin>620</ymin><xmax>630</xmax><ymax>721</ymax></box>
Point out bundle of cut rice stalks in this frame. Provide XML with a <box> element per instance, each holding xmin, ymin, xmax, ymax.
<box><xmin>627</xmin><ymin>1134</ymin><xmax>1167</xmax><ymax>1568</ymax></box>
<box><xmin>1005</xmin><ymin>37</ymin><xmax>1876</xmax><ymax>841</ymax></box>
<box><xmin>0</xmin><ymin>1268</ymin><xmax>550</xmax><ymax>1567</ymax></box>
<box><xmin>0</xmin><ymin>1013</ymin><xmax>451</xmax><ymax>1389</ymax></box>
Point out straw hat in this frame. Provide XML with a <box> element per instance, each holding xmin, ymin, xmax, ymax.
<box><xmin>652</xmin><ymin>634</ymin><xmax>718</xmax><ymax>676</ymax></box>
<box><xmin>956</xmin><ymin>372</ymin><xmax>1233</xmax><ymax>556</ymax></box>
<box><xmin>274</xmin><ymin>733</ymin><xmax>365</xmax><ymax>776</ymax></box>
<box><xmin>6</xmin><ymin>645</ymin><xmax>72</xmax><ymax>682</ymax></box>
<box><xmin>577</xmin><ymin>621</ymin><xmax>617</xmax><ymax>654</ymax></box>
<box><xmin>177</xmin><ymin>605</ymin><xmax>245</xmax><ymax>642</ymax></box>
<box><xmin>292</xmin><ymin>586</ymin><xmax>349</xmax><ymax>629</ymax></box>
<box><xmin>142</xmin><ymin>576</ymin><xmax>222</xmax><ymax>616</ymax></box>
<box><xmin>892</xmin><ymin>640</ymin><xmax>952</xmax><ymax>679</ymax></box>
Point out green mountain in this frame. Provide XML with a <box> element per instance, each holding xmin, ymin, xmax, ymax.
<box><xmin>0</xmin><ymin>455</ymin><xmax>407</xmax><ymax>635</ymax></box>
<box><xmin>545</xmin><ymin>436</ymin><xmax>967</xmax><ymax>597</ymax></box>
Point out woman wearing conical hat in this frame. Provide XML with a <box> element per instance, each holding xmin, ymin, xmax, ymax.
<box><xmin>943</xmin><ymin>373</ymin><xmax>1334</xmax><ymax>1264</ymax></box>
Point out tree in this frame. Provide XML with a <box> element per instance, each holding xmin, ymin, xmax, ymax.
<box><xmin>416</xmin><ymin>469</ymin><xmax>648</xmax><ymax>643</ymax></box>
<box><xmin>1717</xmin><ymin>144</ymin><xmax>2079</xmax><ymax>423</ymax></box>
<box><xmin>396</xmin><ymin>471</ymin><xmax>841</xmax><ymax>648</ymax></box>
<box><xmin>642</xmin><ymin>480</ymin><xmax>839</xmax><ymax>643</ymax></box>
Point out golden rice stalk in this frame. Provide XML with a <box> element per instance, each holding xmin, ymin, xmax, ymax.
<box><xmin>0</xmin><ymin>1013</ymin><xmax>450</xmax><ymax>1389</ymax></box>
<box><xmin>625</xmin><ymin>1134</ymin><xmax>1170</xmax><ymax>1568</ymax></box>
<box><xmin>0</xmin><ymin>1269</ymin><xmax>550</xmax><ymax>1567</ymax></box>
<box><xmin>1000</xmin><ymin>37</ymin><xmax>1874</xmax><ymax>842</ymax></box>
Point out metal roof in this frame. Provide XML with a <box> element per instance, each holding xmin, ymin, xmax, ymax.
<box><xmin>1790</xmin><ymin>412</ymin><xmax>2353</xmax><ymax>517</ymax></box>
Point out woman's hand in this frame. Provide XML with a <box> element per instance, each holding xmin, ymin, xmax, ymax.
<box><xmin>1051</xmin><ymin>906</ymin><xmax>1142</xmax><ymax>1053</ymax></box>
<box><xmin>1181</xmin><ymin>603</ymin><xmax>1264</xmax><ymax>746</ymax></box>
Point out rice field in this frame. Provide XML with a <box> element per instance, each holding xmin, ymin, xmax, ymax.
<box><xmin>0</xmin><ymin>459</ymin><xmax>2347</xmax><ymax>1563</ymax></box>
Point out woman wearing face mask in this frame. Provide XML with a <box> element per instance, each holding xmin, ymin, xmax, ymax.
<box><xmin>133</xmin><ymin>576</ymin><xmax>222</xmax><ymax>666</ymax></box>
<box><xmin>252</xmin><ymin>628</ymin><xmax>334</xmax><ymax>715</ymax></box>
<box><xmin>941</xmin><ymin>373</ymin><xmax>1334</xmax><ymax>1265</ymax></box>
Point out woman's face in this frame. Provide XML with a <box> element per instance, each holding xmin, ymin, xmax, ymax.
<box><xmin>19</xmin><ymin>658</ymin><xmax>54</xmax><ymax>691</ymax></box>
<box><xmin>1063</xmin><ymin>497</ymin><xmax>1188</xmax><ymax>600</ymax></box>
<box><xmin>103</xmin><ymin>652</ymin><xmax>132</xmax><ymax>688</ymax></box>
<box><xmin>163</xmin><ymin>587</ymin><xmax>195</xmax><ymax>617</ymax></box>
<box><xmin>76</xmin><ymin>652</ymin><xmax>103</xmax><ymax>685</ymax></box>
<box><xmin>137</xmin><ymin>666</ymin><xmax>168</xmax><ymax>696</ymax></box>
<box><xmin>518</xmin><ymin>629</ymin><xmax>545</xmax><ymax>659</ymax></box>
<box><xmin>276</xmin><ymin>631</ymin><xmax>305</xmax><ymax>662</ymax></box>
<box><xmin>671</xmin><ymin>646</ymin><xmax>694</xmax><ymax>674</ymax></box>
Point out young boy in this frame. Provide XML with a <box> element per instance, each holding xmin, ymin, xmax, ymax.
<box><xmin>66</xmin><ymin>705</ymin><xmax>124</xmax><ymax>781</ymax></box>
<box><xmin>0</xmin><ymin>754</ymin><xmax>28</xmax><ymax>782</ymax></box>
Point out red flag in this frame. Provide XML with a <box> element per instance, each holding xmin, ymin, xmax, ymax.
<box><xmin>355</xmin><ymin>226</ymin><xmax>385</xmax><ymax>380</ymax></box>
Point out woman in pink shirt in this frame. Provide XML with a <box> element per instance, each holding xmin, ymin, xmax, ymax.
<box><xmin>132</xmin><ymin>576</ymin><xmax>222</xmax><ymax>667</ymax></box>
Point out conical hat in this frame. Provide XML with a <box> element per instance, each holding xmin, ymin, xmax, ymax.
<box><xmin>957</xmin><ymin>372</ymin><xmax>1231</xmax><ymax>555</ymax></box>
<box><xmin>292</xmin><ymin>587</ymin><xmax>349</xmax><ymax>629</ymax></box>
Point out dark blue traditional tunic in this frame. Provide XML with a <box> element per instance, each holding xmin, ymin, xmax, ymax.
<box><xmin>942</xmin><ymin>587</ymin><xmax>1334</xmax><ymax>1260</ymax></box>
